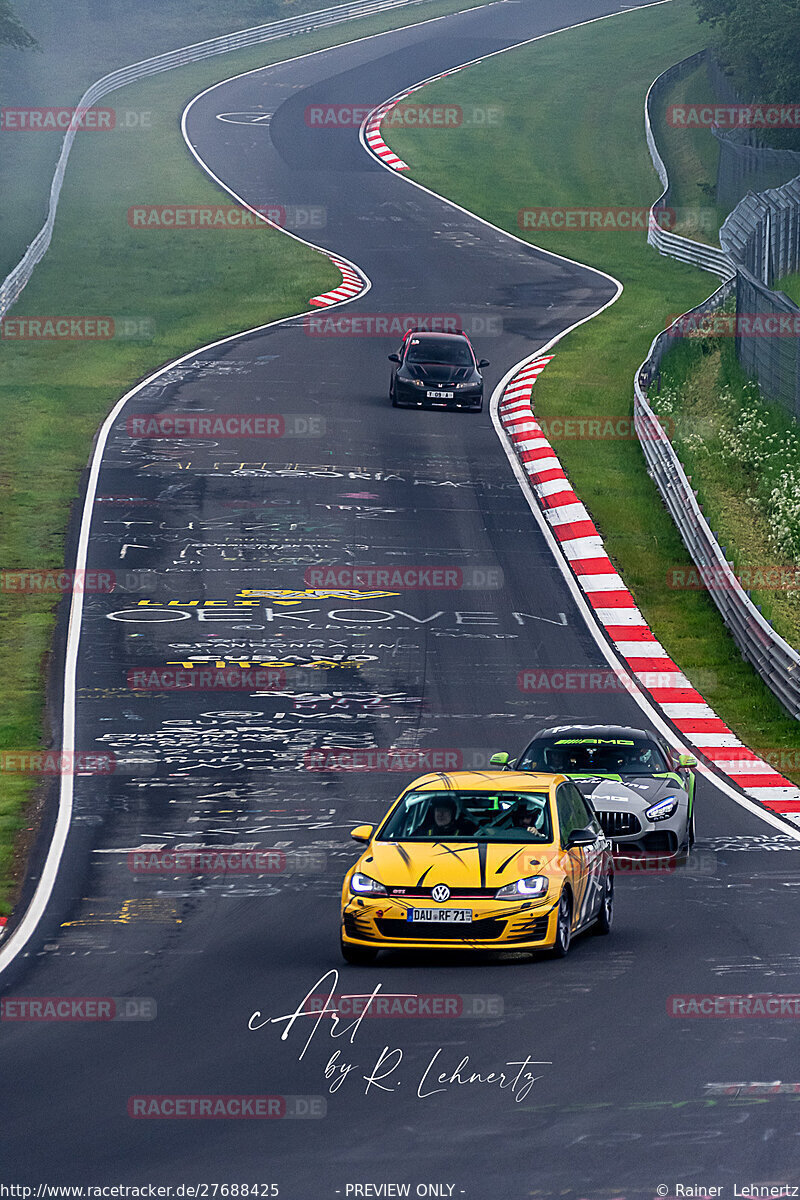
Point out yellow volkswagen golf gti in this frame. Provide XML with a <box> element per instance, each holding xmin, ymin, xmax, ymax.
<box><xmin>340</xmin><ymin>770</ymin><xmax>614</xmax><ymax>963</ymax></box>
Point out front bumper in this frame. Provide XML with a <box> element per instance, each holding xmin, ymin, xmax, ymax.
<box><xmin>394</xmin><ymin>380</ymin><xmax>483</xmax><ymax>409</ymax></box>
<box><xmin>595</xmin><ymin>804</ymin><xmax>689</xmax><ymax>853</ymax></box>
<box><xmin>341</xmin><ymin>895</ymin><xmax>559</xmax><ymax>952</ymax></box>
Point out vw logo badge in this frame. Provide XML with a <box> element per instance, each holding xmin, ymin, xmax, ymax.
<box><xmin>432</xmin><ymin>884</ymin><xmax>450</xmax><ymax>903</ymax></box>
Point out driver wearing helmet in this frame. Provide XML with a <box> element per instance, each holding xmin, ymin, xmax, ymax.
<box><xmin>419</xmin><ymin>795</ymin><xmax>477</xmax><ymax>837</ymax></box>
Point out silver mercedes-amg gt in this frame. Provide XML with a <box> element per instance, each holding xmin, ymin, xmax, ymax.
<box><xmin>491</xmin><ymin>724</ymin><xmax>697</xmax><ymax>853</ymax></box>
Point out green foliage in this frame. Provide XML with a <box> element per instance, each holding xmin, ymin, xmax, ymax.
<box><xmin>693</xmin><ymin>0</ymin><xmax>800</xmax><ymax>147</ymax></box>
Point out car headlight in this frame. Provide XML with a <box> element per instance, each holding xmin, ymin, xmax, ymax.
<box><xmin>645</xmin><ymin>796</ymin><xmax>678</xmax><ymax>822</ymax></box>
<box><xmin>350</xmin><ymin>872</ymin><xmax>388</xmax><ymax>896</ymax></box>
<box><xmin>494</xmin><ymin>875</ymin><xmax>549</xmax><ymax>900</ymax></box>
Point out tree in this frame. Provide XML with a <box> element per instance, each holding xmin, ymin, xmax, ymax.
<box><xmin>0</xmin><ymin>0</ymin><xmax>37</xmax><ymax>48</ymax></box>
<box><xmin>694</xmin><ymin>0</ymin><xmax>800</xmax><ymax>147</ymax></box>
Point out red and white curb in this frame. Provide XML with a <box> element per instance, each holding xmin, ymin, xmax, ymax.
<box><xmin>499</xmin><ymin>357</ymin><xmax>800</xmax><ymax>825</ymax></box>
<box><xmin>309</xmin><ymin>253</ymin><xmax>366</xmax><ymax>307</ymax></box>
<box><xmin>364</xmin><ymin>100</ymin><xmax>410</xmax><ymax>170</ymax></box>
<box><xmin>362</xmin><ymin>66</ymin><xmax>467</xmax><ymax>171</ymax></box>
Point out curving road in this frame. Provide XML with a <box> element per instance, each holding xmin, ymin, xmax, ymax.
<box><xmin>3</xmin><ymin>2</ymin><xmax>800</xmax><ymax>1195</ymax></box>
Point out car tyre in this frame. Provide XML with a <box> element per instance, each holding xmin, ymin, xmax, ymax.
<box><xmin>593</xmin><ymin>873</ymin><xmax>613</xmax><ymax>935</ymax></box>
<box><xmin>551</xmin><ymin>890</ymin><xmax>572</xmax><ymax>958</ymax></box>
<box><xmin>390</xmin><ymin>384</ymin><xmax>399</xmax><ymax>408</ymax></box>
<box><xmin>340</xmin><ymin>936</ymin><xmax>378</xmax><ymax>965</ymax></box>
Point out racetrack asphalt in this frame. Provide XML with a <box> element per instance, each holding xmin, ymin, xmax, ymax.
<box><xmin>3</xmin><ymin>1</ymin><xmax>800</xmax><ymax>1194</ymax></box>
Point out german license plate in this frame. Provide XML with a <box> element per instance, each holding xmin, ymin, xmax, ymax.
<box><xmin>426</xmin><ymin>390</ymin><xmax>453</xmax><ymax>399</ymax></box>
<box><xmin>407</xmin><ymin>908</ymin><xmax>472</xmax><ymax>922</ymax></box>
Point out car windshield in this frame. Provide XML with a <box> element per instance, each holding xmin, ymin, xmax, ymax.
<box><xmin>377</xmin><ymin>789</ymin><xmax>553</xmax><ymax>843</ymax></box>
<box><xmin>518</xmin><ymin>736</ymin><xmax>670</xmax><ymax>775</ymax></box>
<box><xmin>405</xmin><ymin>338</ymin><xmax>473</xmax><ymax>367</ymax></box>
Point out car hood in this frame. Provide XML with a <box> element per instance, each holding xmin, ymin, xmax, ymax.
<box><xmin>359</xmin><ymin>839</ymin><xmax>561</xmax><ymax>889</ymax></box>
<box><xmin>404</xmin><ymin>363</ymin><xmax>475</xmax><ymax>384</ymax></box>
<box><xmin>571</xmin><ymin>773</ymin><xmax>687</xmax><ymax>810</ymax></box>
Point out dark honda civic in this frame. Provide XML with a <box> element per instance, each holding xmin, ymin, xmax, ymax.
<box><xmin>388</xmin><ymin>328</ymin><xmax>489</xmax><ymax>411</ymax></box>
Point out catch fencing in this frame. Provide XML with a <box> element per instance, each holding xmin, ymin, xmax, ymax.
<box><xmin>720</xmin><ymin>178</ymin><xmax>800</xmax><ymax>419</ymax></box>
<box><xmin>706</xmin><ymin>55</ymin><xmax>800</xmax><ymax>210</ymax></box>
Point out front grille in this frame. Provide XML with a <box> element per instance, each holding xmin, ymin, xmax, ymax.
<box><xmin>389</xmin><ymin>887</ymin><xmax>497</xmax><ymax>900</ymax></box>
<box><xmin>597</xmin><ymin>811</ymin><xmax>641</xmax><ymax>837</ymax></box>
<box><xmin>376</xmin><ymin>917</ymin><xmax>505</xmax><ymax>941</ymax></box>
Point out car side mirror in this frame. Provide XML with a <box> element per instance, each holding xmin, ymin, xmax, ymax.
<box><xmin>350</xmin><ymin>824</ymin><xmax>374</xmax><ymax>843</ymax></box>
<box><xmin>478</xmin><ymin>359</ymin><xmax>490</xmax><ymax>367</ymax></box>
<box><xmin>677</xmin><ymin>754</ymin><xmax>697</xmax><ymax>767</ymax></box>
<box><xmin>566</xmin><ymin>828</ymin><xmax>596</xmax><ymax>848</ymax></box>
<box><xmin>489</xmin><ymin>752</ymin><xmax>512</xmax><ymax>768</ymax></box>
<box><xmin>388</xmin><ymin>354</ymin><xmax>400</xmax><ymax>363</ymax></box>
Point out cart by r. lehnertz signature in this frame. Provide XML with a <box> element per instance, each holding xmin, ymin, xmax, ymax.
<box><xmin>248</xmin><ymin>969</ymin><xmax>551</xmax><ymax>1102</ymax></box>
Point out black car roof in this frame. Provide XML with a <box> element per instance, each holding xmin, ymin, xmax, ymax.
<box><xmin>405</xmin><ymin>330</ymin><xmax>470</xmax><ymax>341</ymax></box>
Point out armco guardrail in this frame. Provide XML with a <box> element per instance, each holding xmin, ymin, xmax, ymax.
<box><xmin>634</xmin><ymin>314</ymin><xmax>800</xmax><ymax>719</ymax></box>
<box><xmin>644</xmin><ymin>50</ymin><xmax>736</xmax><ymax>280</ymax></box>
<box><xmin>0</xmin><ymin>0</ymin><xmax>434</xmax><ymax>321</ymax></box>
<box><xmin>635</xmin><ymin>58</ymin><xmax>800</xmax><ymax>718</ymax></box>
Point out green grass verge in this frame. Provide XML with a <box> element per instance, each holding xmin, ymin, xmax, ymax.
<box><xmin>778</xmin><ymin>272</ymin><xmax>800</xmax><ymax>307</ymax></box>
<box><xmin>0</xmin><ymin>0</ymin><xmax>495</xmax><ymax>914</ymax></box>
<box><xmin>650</xmin><ymin>335</ymin><xmax>800</xmax><ymax>647</ymax></box>
<box><xmin>383</xmin><ymin>0</ymin><xmax>800</xmax><ymax>772</ymax></box>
